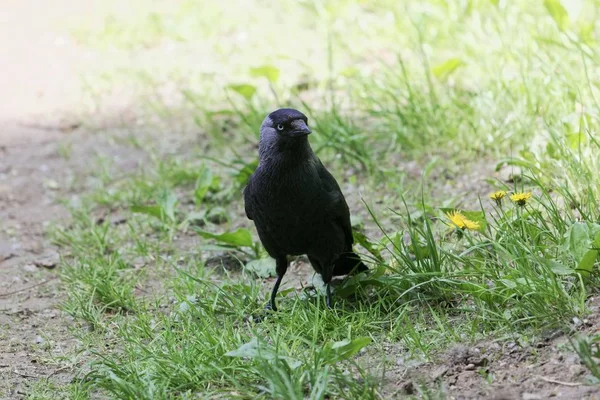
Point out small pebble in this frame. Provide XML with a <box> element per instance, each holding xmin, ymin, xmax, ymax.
<box><xmin>23</xmin><ymin>264</ymin><xmax>37</xmax><ymax>273</ymax></box>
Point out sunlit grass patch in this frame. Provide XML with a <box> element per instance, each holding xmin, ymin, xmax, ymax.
<box><xmin>70</xmin><ymin>1</ymin><xmax>600</xmax><ymax>166</ymax></box>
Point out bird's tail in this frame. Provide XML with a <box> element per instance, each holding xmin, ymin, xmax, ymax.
<box><xmin>332</xmin><ymin>252</ymin><xmax>368</xmax><ymax>276</ymax></box>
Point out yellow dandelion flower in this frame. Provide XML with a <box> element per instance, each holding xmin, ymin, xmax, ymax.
<box><xmin>446</xmin><ymin>211</ymin><xmax>480</xmax><ymax>231</ymax></box>
<box><xmin>510</xmin><ymin>192</ymin><xmax>532</xmax><ymax>206</ymax></box>
<box><xmin>489</xmin><ymin>190</ymin><xmax>506</xmax><ymax>206</ymax></box>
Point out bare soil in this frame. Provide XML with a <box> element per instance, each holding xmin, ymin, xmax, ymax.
<box><xmin>1</xmin><ymin>2</ymin><xmax>600</xmax><ymax>399</ymax></box>
<box><xmin>381</xmin><ymin>302</ymin><xmax>600</xmax><ymax>399</ymax></box>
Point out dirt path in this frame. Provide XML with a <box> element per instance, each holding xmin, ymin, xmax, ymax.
<box><xmin>0</xmin><ymin>1</ymin><xmax>103</xmax><ymax>396</ymax></box>
<box><xmin>1</xmin><ymin>134</ymin><xmax>73</xmax><ymax>397</ymax></box>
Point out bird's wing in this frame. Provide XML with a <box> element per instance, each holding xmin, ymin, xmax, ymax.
<box><xmin>316</xmin><ymin>159</ymin><xmax>354</xmax><ymax>248</ymax></box>
<box><xmin>243</xmin><ymin>174</ymin><xmax>254</xmax><ymax>220</ymax></box>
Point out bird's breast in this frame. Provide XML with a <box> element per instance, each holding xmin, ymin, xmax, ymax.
<box><xmin>254</xmin><ymin>165</ymin><xmax>325</xmax><ymax>227</ymax></box>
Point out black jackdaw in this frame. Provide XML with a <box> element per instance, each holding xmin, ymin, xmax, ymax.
<box><xmin>243</xmin><ymin>108</ymin><xmax>368</xmax><ymax>311</ymax></box>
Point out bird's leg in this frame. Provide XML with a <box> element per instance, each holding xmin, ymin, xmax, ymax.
<box><xmin>322</xmin><ymin>263</ymin><xmax>334</xmax><ymax>309</ymax></box>
<box><xmin>266</xmin><ymin>257</ymin><xmax>288</xmax><ymax>312</ymax></box>
<box><xmin>309</xmin><ymin>255</ymin><xmax>334</xmax><ymax>309</ymax></box>
<box><xmin>267</xmin><ymin>274</ymin><xmax>283</xmax><ymax>312</ymax></box>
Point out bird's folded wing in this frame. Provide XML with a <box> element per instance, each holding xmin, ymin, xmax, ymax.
<box><xmin>316</xmin><ymin>160</ymin><xmax>354</xmax><ymax>248</ymax></box>
<box><xmin>243</xmin><ymin>176</ymin><xmax>254</xmax><ymax>220</ymax></box>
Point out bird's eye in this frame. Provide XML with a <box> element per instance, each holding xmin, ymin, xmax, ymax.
<box><xmin>276</xmin><ymin>124</ymin><xmax>284</xmax><ymax>131</ymax></box>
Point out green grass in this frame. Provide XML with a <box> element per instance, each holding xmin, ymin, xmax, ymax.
<box><xmin>41</xmin><ymin>0</ymin><xmax>600</xmax><ymax>398</ymax></box>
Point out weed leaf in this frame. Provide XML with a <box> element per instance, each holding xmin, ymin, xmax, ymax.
<box><xmin>576</xmin><ymin>250</ymin><xmax>598</xmax><ymax>278</ymax></box>
<box><xmin>227</xmin><ymin>84</ymin><xmax>256</xmax><ymax>100</ymax></box>
<box><xmin>249</xmin><ymin>65</ymin><xmax>280</xmax><ymax>83</ymax></box>
<box><xmin>194</xmin><ymin>165</ymin><xmax>214</xmax><ymax>204</ymax></box>
<box><xmin>226</xmin><ymin>338</ymin><xmax>302</xmax><ymax>369</ymax></box>
<box><xmin>157</xmin><ymin>189</ymin><xmax>178</xmax><ymax>221</ymax></box>
<box><xmin>130</xmin><ymin>205</ymin><xmax>163</xmax><ymax>220</ymax></box>
<box><xmin>195</xmin><ymin>228</ymin><xmax>254</xmax><ymax>247</ymax></box>
<box><xmin>327</xmin><ymin>337</ymin><xmax>372</xmax><ymax>363</ymax></box>
<box><xmin>431</xmin><ymin>58</ymin><xmax>463</xmax><ymax>81</ymax></box>
<box><xmin>544</xmin><ymin>0</ymin><xmax>569</xmax><ymax>31</ymax></box>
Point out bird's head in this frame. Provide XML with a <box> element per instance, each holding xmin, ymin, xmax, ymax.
<box><xmin>261</xmin><ymin>108</ymin><xmax>311</xmax><ymax>139</ymax></box>
<box><xmin>259</xmin><ymin>108</ymin><xmax>312</xmax><ymax>159</ymax></box>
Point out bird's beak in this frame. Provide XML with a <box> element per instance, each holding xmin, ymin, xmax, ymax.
<box><xmin>290</xmin><ymin>119</ymin><xmax>311</xmax><ymax>136</ymax></box>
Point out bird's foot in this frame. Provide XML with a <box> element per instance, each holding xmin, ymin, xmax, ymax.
<box><xmin>265</xmin><ymin>300</ymin><xmax>277</xmax><ymax>313</ymax></box>
<box><xmin>252</xmin><ymin>313</ymin><xmax>266</xmax><ymax>323</ymax></box>
<box><xmin>251</xmin><ymin>301</ymin><xmax>277</xmax><ymax>323</ymax></box>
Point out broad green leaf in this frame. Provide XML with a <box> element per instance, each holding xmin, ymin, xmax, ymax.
<box><xmin>225</xmin><ymin>337</ymin><xmax>266</xmax><ymax>358</ymax></box>
<box><xmin>353</xmin><ymin>230</ymin><xmax>383</xmax><ymax>262</ymax></box>
<box><xmin>564</xmin><ymin>222</ymin><xmax>588</xmax><ymax>258</ymax></box>
<box><xmin>592</xmin><ymin>231</ymin><xmax>600</xmax><ymax>249</ymax></box>
<box><xmin>566</xmin><ymin>132</ymin><xmax>586</xmax><ymax>149</ymax></box>
<box><xmin>499</xmin><ymin>279</ymin><xmax>517</xmax><ymax>289</ymax></box>
<box><xmin>157</xmin><ymin>189</ymin><xmax>178</xmax><ymax>221</ymax></box>
<box><xmin>327</xmin><ymin>337</ymin><xmax>371</xmax><ymax>363</ymax></box>
<box><xmin>431</xmin><ymin>58</ymin><xmax>463</xmax><ymax>81</ymax></box>
<box><xmin>194</xmin><ymin>165</ymin><xmax>213</xmax><ymax>204</ymax></box>
<box><xmin>563</xmin><ymin>222</ymin><xmax>600</xmax><ymax>260</ymax></box>
<box><xmin>195</xmin><ymin>228</ymin><xmax>254</xmax><ymax>248</ymax></box>
<box><xmin>544</xmin><ymin>0</ymin><xmax>569</xmax><ymax>31</ymax></box>
<box><xmin>225</xmin><ymin>338</ymin><xmax>302</xmax><ymax>369</ymax></box>
<box><xmin>576</xmin><ymin>250</ymin><xmax>598</xmax><ymax>278</ymax></box>
<box><xmin>515</xmin><ymin>278</ymin><xmax>529</xmax><ymax>286</ymax></box>
<box><xmin>245</xmin><ymin>258</ymin><xmax>276</xmax><ymax>278</ymax></box>
<box><xmin>335</xmin><ymin>267</ymin><xmax>387</xmax><ymax>298</ymax></box>
<box><xmin>227</xmin><ymin>84</ymin><xmax>256</xmax><ymax>100</ymax></box>
<box><xmin>518</xmin><ymin>150</ymin><xmax>537</xmax><ymax>161</ymax></box>
<box><xmin>548</xmin><ymin>260</ymin><xmax>574</xmax><ymax>275</ymax></box>
<box><xmin>130</xmin><ymin>205</ymin><xmax>163</xmax><ymax>219</ymax></box>
<box><xmin>340</xmin><ymin>66</ymin><xmax>359</xmax><ymax>77</ymax></box>
<box><xmin>130</xmin><ymin>190</ymin><xmax>177</xmax><ymax>221</ymax></box>
<box><xmin>579</xmin><ymin>22</ymin><xmax>596</xmax><ymax>44</ymax></box>
<box><xmin>546</xmin><ymin>142</ymin><xmax>559</xmax><ymax>159</ymax></box>
<box><xmin>249</xmin><ymin>65</ymin><xmax>280</xmax><ymax>83</ymax></box>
